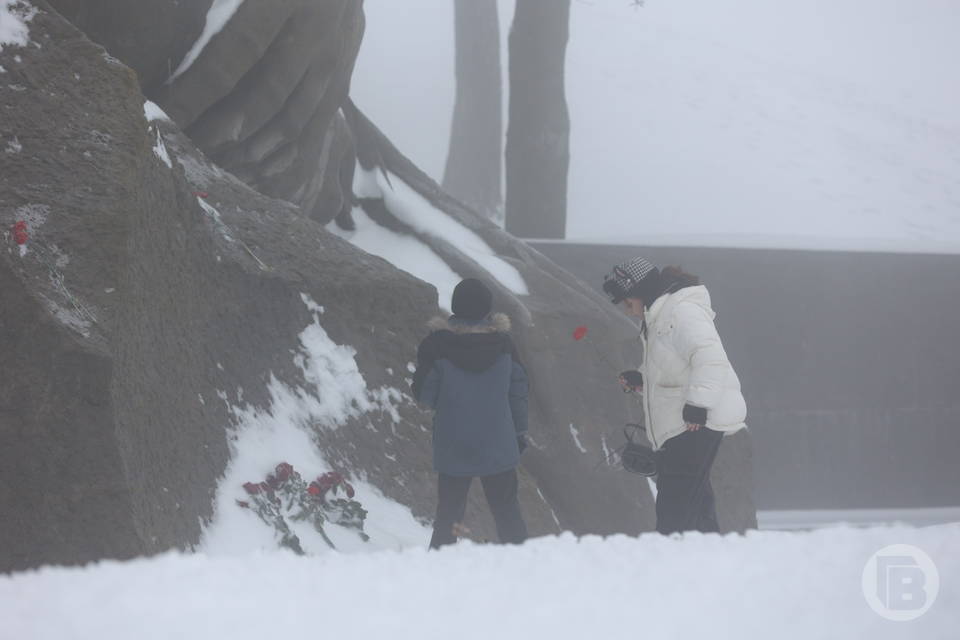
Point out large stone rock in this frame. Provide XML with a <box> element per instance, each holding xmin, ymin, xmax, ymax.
<box><xmin>46</xmin><ymin>0</ymin><xmax>211</xmax><ymax>92</ymax></box>
<box><xmin>1</xmin><ymin>3</ymin><xmax>439</xmax><ymax>571</ymax></box>
<box><xmin>151</xmin><ymin>0</ymin><xmax>365</xmax><ymax>227</ymax></box>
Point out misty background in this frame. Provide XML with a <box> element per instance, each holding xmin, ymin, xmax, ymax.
<box><xmin>354</xmin><ymin>0</ymin><xmax>960</xmax><ymax>248</ymax></box>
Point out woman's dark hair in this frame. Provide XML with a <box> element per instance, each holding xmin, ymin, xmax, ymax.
<box><xmin>661</xmin><ymin>265</ymin><xmax>700</xmax><ymax>287</ymax></box>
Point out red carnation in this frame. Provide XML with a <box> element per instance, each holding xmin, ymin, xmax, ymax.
<box><xmin>242</xmin><ymin>482</ymin><xmax>260</xmax><ymax>495</ymax></box>
<box><xmin>317</xmin><ymin>472</ymin><xmax>342</xmax><ymax>490</ymax></box>
<box><xmin>573</xmin><ymin>326</ymin><xmax>588</xmax><ymax>341</ymax></box>
<box><xmin>275</xmin><ymin>462</ymin><xmax>294</xmax><ymax>482</ymax></box>
<box><xmin>307</xmin><ymin>484</ymin><xmax>321</xmax><ymax>497</ymax></box>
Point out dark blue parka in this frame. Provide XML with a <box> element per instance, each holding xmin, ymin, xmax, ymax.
<box><xmin>411</xmin><ymin>313</ymin><xmax>529</xmax><ymax>477</ymax></box>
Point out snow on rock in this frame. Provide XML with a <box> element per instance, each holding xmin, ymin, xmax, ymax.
<box><xmin>355</xmin><ymin>166</ymin><xmax>529</xmax><ymax>296</ymax></box>
<box><xmin>168</xmin><ymin>0</ymin><xmax>245</xmax><ymax>83</ymax></box>
<box><xmin>14</xmin><ymin>202</ymin><xmax>48</xmax><ymax>229</ymax></box>
<box><xmin>568</xmin><ymin>423</ymin><xmax>587</xmax><ymax>454</ymax></box>
<box><xmin>0</xmin><ymin>0</ymin><xmax>35</xmax><ymax>51</ymax></box>
<box><xmin>4</xmin><ymin>135</ymin><xmax>20</xmax><ymax>153</ymax></box>
<box><xmin>2</xmin><ymin>524</ymin><xmax>956</xmax><ymax>639</ymax></box>
<box><xmin>328</xmin><ymin>206</ymin><xmax>462</xmax><ymax>311</ymax></box>
<box><xmin>151</xmin><ymin>129</ymin><xmax>171</xmax><ymax>168</ymax></box>
<box><xmin>195</xmin><ymin>197</ymin><xmax>235</xmax><ymax>243</ymax></box>
<box><xmin>202</xmin><ymin>294</ymin><xmax>426</xmax><ymax>555</ymax></box>
<box><xmin>143</xmin><ymin>100</ymin><xmax>172</xmax><ymax>123</ymax></box>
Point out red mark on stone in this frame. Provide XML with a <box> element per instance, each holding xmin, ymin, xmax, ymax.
<box><xmin>573</xmin><ymin>326</ymin><xmax>588</xmax><ymax>341</ymax></box>
<box><xmin>12</xmin><ymin>220</ymin><xmax>28</xmax><ymax>245</ymax></box>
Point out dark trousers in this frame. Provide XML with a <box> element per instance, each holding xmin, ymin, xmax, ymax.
<box><xmin>429</xmin><ymin>469</ymin><xmax>528</xmax><ymax>549</ymax></box>
<box><xmin>655</xmin><ymin>427</ymin><xmax>724</xmax><ymax>535</ymax></box>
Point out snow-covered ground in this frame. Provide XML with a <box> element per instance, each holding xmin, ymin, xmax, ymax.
<box><xmin>353</xmin><ymin>0</ymin><xmax>960</xmax><ymax>253</ymax></box>
<box><xmin>3</xmin><ymin>524</ymin><xmax>956</xmax><ymax>639</ymax></box>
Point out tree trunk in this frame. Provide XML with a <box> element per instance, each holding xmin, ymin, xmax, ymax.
<box><xmin>442</xmin><ymin>0</ymin><xmax>503</xmax><ymax>222</ymax></box>
<box><xmin>505</xmin><ymin>0</ymin><xmax>571</xmax><ymax>239</ymax></box>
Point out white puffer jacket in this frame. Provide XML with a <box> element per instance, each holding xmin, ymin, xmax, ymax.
<box><xmin>639</xmin><ymin>285</ymin><xmax>747</xmax><ymax>450</ymax></box>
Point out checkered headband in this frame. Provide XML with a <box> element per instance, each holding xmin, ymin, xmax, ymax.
<box><xmin>602</xmin><ymin>257</ymin><xmax>659</xmax><ymax>304</ymax></box>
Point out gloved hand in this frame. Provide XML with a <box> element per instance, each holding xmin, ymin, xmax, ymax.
<box><xmin>619</xmin><ymin>370</ymin><xmax>643</xmax><ymax>393</ymax></box>
<box><xmin>517</xmin><ymin>435</ymin><xmax>528</xmax><ymax>454</ymax></box>
<box><xmin>682</xmin><ymin>404</ymin><xmax>707</xmax><ymax>431</ymax></box>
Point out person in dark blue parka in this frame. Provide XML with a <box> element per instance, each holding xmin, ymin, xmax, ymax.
<box><xmin>412</xmin><ymin>278</ymin><xmax>529</xmax><ymax>549</ymax></box>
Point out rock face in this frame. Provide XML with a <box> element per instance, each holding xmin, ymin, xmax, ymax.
<box><xmin>1</xmin><ymin>3</ymin><xmax>435</xmax><ymax>571</ymax></box>
<box><xmin>1</xmin><ymin>1</ymin><xmax>755</xmax><ymax>571</ymax></box>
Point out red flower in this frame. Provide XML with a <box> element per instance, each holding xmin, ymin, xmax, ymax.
<box><xmin>275</xmin><ymin>462</ymin><xmax>294</xmax><ymax>482</ymax></box>
<box><xmin>317</xmin><ymin>471</ymin><xmax>343</xmax><ymax>490</ymax></box>
<box><xmin>259</xmin><ymin>481</ymin><xmax>272</xmax><ymax>493</ymax></box>
<box><xmin>265</xmin><ymin>474</ymin><xmax>280</xmax><ymax>489</ymax></box>
<box><xmin>345</xmin><ymin>483</ymin><xmax>355</xmax><ymax>499</ymax></box>
<box><xmin>12</xmin><ymin>221</ymin><xmax>28</xmax><ymax>245</ymax></box>
<box><xmin>573</xmin><ymin>326</ymin><xmax>588</xmax><ymax>341</ymax></box>
<box><xmin>242</xmin><ymin>482</ymin><xmax>260</xmax><ymax>495</ymax></box>
<box><xmin>307</xmin><ymin>484</ymin><xmax>321</xmax><ymax>497</ymax></box>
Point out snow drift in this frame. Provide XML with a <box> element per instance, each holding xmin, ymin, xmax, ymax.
<box><xmin>2</xmin><ymin>524</ymin><xmax>956</xmax><ymax>639</ymax></box>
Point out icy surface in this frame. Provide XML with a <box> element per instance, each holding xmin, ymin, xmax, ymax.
<box><xmin>2</xmin><ymin>524</ymin><xmax>957</xmax><ymax>639</ymax></box>
<box><xmin>168</xmin><ymin>0</ymin><xmax>245</xmax><ymax>82</ymax></box>
<box><xmin>328</xmin><ymin>206</ymin><xmax>462</xmax><ymax>311</ymax></box>
<box><xmin>201</xmin><ymin>294</ymin><xmax>426</xmax><ymax>555</ymax></box>
<box><xmin>355</xmin><ymin>167</ymin><xmax>528</xmax><ymax>295</ymax></box>
<box><xmin>0</xmin><ymin>1</ymin><xmax>34</xmax><ymax>51</ymax></box>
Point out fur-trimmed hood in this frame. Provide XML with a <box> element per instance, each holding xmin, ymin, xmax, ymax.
<box><xmin>417</xmin><ymin>313</ymin><xmax>517</xmax><ymax>375</ymax></box>
<box><xmin>427</xmin><ymin>312</ymin><xmax>511</xmax><ymax>335</ymax></box>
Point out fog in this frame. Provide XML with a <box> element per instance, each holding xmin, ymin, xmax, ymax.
<box><xmin>354</xmin><ymin>0</ymin><xmax>960</xmax><ymax>247</ymax></box>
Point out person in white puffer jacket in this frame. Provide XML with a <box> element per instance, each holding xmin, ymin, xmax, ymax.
<box><xmin>603</xmin><ymin>257</ymin><xmax>747</xmax><ymax>534</ymax></box>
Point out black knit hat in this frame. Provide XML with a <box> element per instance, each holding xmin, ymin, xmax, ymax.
<box><xmin>603</xmin><ymin>257</ymin><xmax>660</xmax><ymax>304</ymax></box>
<box><xmin>451</xmin><ymin>278</ymin><xmax>493</xmax><ymax>322</ymax></box>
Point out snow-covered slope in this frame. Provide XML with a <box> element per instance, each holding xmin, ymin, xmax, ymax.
<box><xmin>353</xmin><ymin>0</ymin><xmax>960</xmax><ymax>253</ymax></box>
<box><xmin>3</xmin><ymin>524</ymin><xmax>956</xmax><ymax>639</ymax></box>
